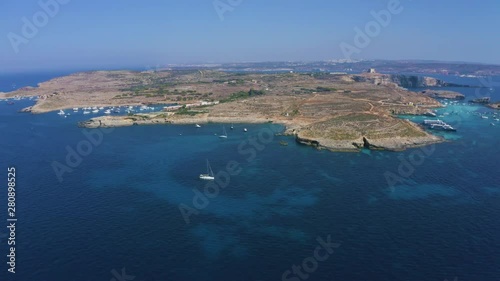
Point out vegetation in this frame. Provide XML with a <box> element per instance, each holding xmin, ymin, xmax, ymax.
<box><xmin>316</xmin><ymin>86</ymin><xmax>336</xmax><ymax>92</ymax></box>
<box><xmin>176</xmin><ymin>106</ymin><xmax>205</xmax><ymax>116</ymax></box>
<box><xmin>220</xmin><ymin>89</ymin><xmax>265</xmax><ymax>103</ymax></box>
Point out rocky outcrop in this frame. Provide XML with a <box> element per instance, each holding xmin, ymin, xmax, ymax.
<box><xmin>294</xmin><ymin>132</ymin><xmax>443</xmax><ymax>152</ymax></box>
<box><xmin>295</xmin><ymin>135</ymin><xmax>320</xmax><ymax>147</ymax></box>
<box><xmin>391</xmin><ymin>75</ymin><xmax>469</xmax><ymax>88</ymax></box>
<box><xmin>469</xmin><ymin>97</ymin><xmax>490</xmax><ymax>104</ymax></box>
<box><xmin>487</xmin><ymin>102</ymin><xmax>500</xmax><ymax>109</ymax></box>
<box><xmin>78</xmin><ymin>116</ymin><xmax>173</xmax><ymax>128</ymax></box>
<box><xmin>352</xmin><ymin>137</ymin><xmax>385</xmax><ymax>150</ymax></box>
<box><xmin>420</xmin><ymin>90</ymin><xmax>465</xmax><ymax>100</ymax></box>
<box><xmin>18</xmin><ymin>106</ymin><xmax>33</xmax><ymax>113</ymax></box>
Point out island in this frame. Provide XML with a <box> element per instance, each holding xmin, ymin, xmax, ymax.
<box><xmin>1</xmin><ymin>69</ymin><xmax>457</xmax><ymax>151</ymax></box>
<box><xmin>419</xmin><ymin>90</ymin><xmax>465</xmax><ymax>100</ymax></box>
<box><xmin>488</xmin><ymin>102</ymin><xmax>500</xmax><ymax>109</ymax></box>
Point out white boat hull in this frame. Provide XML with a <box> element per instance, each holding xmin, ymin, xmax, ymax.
<box><xmin>199</xmin><ymin>174</ymin><xmax>215</xmax><ymax>180</ymax></box>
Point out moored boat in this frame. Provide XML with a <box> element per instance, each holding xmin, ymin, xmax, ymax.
<box><xmin>219</xmin><ymin>126</ymin><xmax>228</xmax><ymax>138</ymax></box>
<box><xmin>199</xmin><ymin>160</ymin><xmax>215</xmax><ymax>181</ymax></box>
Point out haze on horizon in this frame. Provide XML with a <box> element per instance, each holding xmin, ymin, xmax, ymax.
<box><xmin>1</xmin><ymin>0</ymin><xmax>500</xmax><ymax>73</ymax></box>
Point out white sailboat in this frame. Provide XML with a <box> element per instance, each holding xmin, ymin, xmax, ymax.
<box><xmin>219</xmin><ymin>125</ymin><xmax>228</xmax><ymax>138</ymax></box>
<box><xmin>199</xmin><ymin>160</ymin><xmax>215</xmax><ymax>180</ymax></box>
<box><xmin>230</xmin><ymin>123</ymin><xmax>234</xmax><ymax>130</ymax></box>
<box><xmin>196</xmin><ymin>124</ymin><xmax>201</xmax><ymax>128</ymax></box>
<box><xmin>57</xmin><ymin>110</ymin><xmax>65</xmax><ymax>115</ymax></box>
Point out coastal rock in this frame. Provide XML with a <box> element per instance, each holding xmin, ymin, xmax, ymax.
<box><xmin>487</xmin><ymin>102</ymin><xmax>500</xmax><ymax>109</ymax></box>
<box><xmin>295</xmin><ymin>135</ymin><xmax>320</xmax><ymax>147</ymax></box>
<box><xmin>19</xmin><ymin>106</ymin><xmax>33</xmax><ymax>113</ymax></box>
<box><xmin>420</xmin><ymin>90</ymin><xmax>465</xmax><ymax>100</ymax></box>
<box><xmin>469</xmin><ymin>97</ymin><xmax>490</xmax><ymax>104</ymax></box>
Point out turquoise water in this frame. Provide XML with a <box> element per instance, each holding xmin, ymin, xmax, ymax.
<box><xmin>0</xmin><ymin>74</ymin><xmax>499</xmax><ymax>281</ymax></box>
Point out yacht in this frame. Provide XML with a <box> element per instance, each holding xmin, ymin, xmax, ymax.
<box><xmin>104</xmin><ymin>109</ymin><xmax>111</xmax><ymax>114</ymax></box>
<box><xmin>92</xmin><ymin>109</ymin><xmax>99</xmax><ymax>113</ymax></box>
<box><xmin>430</xmin><ymin>124</ymin><xmax>456</xmax><ymax>131</ymax></box>
<box><xmin>423</xmin><ymin>119</ymin><xmax>445</xmax><ymax>125</ymax></box>
<box><xmin>196</xmin><ymin>124</ymin><xmax>201</xmax><ymax>128</ymax></box>
<box><xmin>219</xmin><ymin>126</ymin><xmax>228</xmax><ymax>138</ymax></box>
<box><xmin>199</xmin><ymin>160</ymin><xmax>215</xmax><ymax>181</ymax></box>
<box><xmin>83</xmin><ymin>110</ymin><xmax>91</xmax><ymax>114</ymax></box>
<box><xmin>423</xmin><ymin>119</ymin><xmax>456</xmax><ymax>132</ymax></box>
<box><xmin>243</xmin><ymin>128</ymin><xmax>248</xmax><ymax>132</ymax></box>
<box><xmin>58</xmin><ymin>110</ymin><xmax>65</xmax><ymax>115</ymax></box>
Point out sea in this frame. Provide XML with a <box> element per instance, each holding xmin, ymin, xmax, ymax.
<box><xmin>0</xmin><ymin>72</ymin><xmax>499</xmax><ymax>281</ymax></box>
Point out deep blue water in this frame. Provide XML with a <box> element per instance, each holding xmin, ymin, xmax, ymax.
<box><xmin>0</xmin><ymin>73</ymin><xmax>500</xmax><ymax>281</ymax></box>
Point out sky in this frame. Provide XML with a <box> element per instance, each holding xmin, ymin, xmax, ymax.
<box><xmin>1</xmin><ymin>0</ymin><xmax>499</xmax><ymax>73</ymax></box>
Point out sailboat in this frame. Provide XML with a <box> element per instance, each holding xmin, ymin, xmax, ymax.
<box><xmin>199</xmin><ymin>160</ymin><xmax>215</xmax><ymax>180</ymax></box>
<box><xmin>196</xmin><ymin>124</ymin><xmax>201</xmax><ymax>128</ymax></box>
<box><xmin>230</xmin><ymin>123</ymin><xmax>234</xmax><ymax>130</ymax></box>
<box><xmin>219</xmin><ymin>125</ymin><xmax>228</xmax><ymax>138</ymax></box>
<box><xmin>58</xmin><ymin>110</ymin><xmax>65</xmax><ymax>115</ymax></box>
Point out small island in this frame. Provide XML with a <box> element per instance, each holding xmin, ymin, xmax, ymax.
<box><xmin>2</xmin><ymin>69</ymin><xmax>461</xmax><ymax>151</ymax></box>
<box><xmin>419</xmin><ymin>90</ymin><xmax>465</xmax><ymax>100</ymax></box>
<box><xmin>488</xmin><ymin>102</ymin><xmax>500</xmax><ymax>109</ymax></box>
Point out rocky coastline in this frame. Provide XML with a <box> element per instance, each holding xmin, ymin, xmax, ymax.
<box><xmin>4</xmin><ymin>70</ymin><xmax>454</xmax><ymax>152</ymax></box>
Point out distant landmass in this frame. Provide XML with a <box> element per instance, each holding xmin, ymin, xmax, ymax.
<box><xmin>164</xmin><ymin>60</ymin><xmax>500</xmax><ymax>76</ymax></box>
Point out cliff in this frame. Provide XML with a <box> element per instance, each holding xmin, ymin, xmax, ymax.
<box><xmin>352</xmin><ymin>73</ymin><xmax>469</xmax><ymax>88</ymax></box>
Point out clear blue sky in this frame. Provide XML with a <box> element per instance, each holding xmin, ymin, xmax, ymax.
<box><xmin>1</xmin><ymin>0</ymin><xmax>499</xmax><ymax>73</ymax></box>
